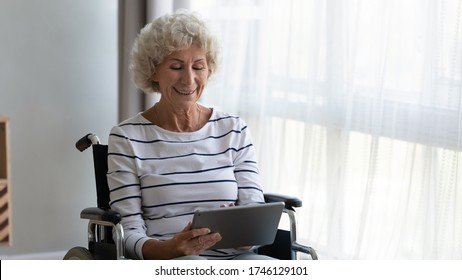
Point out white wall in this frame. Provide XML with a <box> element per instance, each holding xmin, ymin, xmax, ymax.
<box><xmin>0</xmin><ymin>0</ymin><xmax>118</xmax><ymax>258</ymax></box>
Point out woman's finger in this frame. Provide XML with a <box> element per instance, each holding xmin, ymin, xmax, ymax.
<box><xmin>181</xmin><ymin>222</ymin><xmax>192</xmax><ymax>232</ymax></box>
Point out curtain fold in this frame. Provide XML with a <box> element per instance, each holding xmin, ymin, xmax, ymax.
<box><xmin>117</xmin><ymin>0</ymin><xmax>146</xmax><ymax>122</ymax></box>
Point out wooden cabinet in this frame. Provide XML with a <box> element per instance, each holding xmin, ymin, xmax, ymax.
<box><xmin>0</xmin><ymin>116</ymin><xmax>11</xmax><ymax>246</ymax></box>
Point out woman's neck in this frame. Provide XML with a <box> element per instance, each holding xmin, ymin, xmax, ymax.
<box><xmin>143</xmin><ymin>102</ymin><xmax>209</xmax><ymax>132</ymax></box>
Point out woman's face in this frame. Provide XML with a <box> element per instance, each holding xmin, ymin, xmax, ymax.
<box><xmin>152</xmin><ymin>44</ymin><xmax>209</xmax><ymax>108</ymax></box>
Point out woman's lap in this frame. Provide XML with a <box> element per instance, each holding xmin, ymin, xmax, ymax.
<box><xmin>231</xmin><ymin>252</ymin><xmax>276</xmax><ymax>260</ymax></box>
<box><xmin>172</xmin><ymin>253</ymin><xmax>276</xmax><ymax>260</ymax></box>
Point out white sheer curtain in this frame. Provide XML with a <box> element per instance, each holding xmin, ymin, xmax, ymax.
<box><xmin>191</xmin><ymin>0</ymin><xmax>462</xmax><ymax>259</ymax></box>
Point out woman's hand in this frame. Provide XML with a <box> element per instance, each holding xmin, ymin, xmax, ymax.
<box><xmin>142</xmin><ymin>222</ymin><xmax>221</xmax><ymax>259</ymax></box>
<box><xmin>220</xmin><ymin>202</ymin><xmax>235</xmax><ymax>207</ymax></box>
<box><xmin>171</xmin><ymin>222</ymin><xmax>222</xmax><ymax>256</ymax></box>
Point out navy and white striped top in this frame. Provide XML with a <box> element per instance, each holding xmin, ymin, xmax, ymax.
<box><xmin>107</xmin><ymin>109</ymin><xmax>265</xmax><ymax>259</ymax></box>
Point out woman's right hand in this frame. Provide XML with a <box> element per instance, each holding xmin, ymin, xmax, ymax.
<box><xmin>142</xmin><ymin>222</ymin><xmax>221</xmax><ymax>259</ymax></box>
<box><xmin>171</xmin><ymin>222</ymin><xmax>222</xmax><ymax>256</ymax></box>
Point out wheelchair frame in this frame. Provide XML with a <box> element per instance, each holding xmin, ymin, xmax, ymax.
<box><xmin>64</xmin><ymin>133</ymin><xmax>317</xmax><ymax>260</ymax></box>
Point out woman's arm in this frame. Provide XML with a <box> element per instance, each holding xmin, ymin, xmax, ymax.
<box><xmin>233</xmin><ymin>120</ymin><xmax>265</xmax><ymax>205</ymax></box>
<box><xmin>107</xmin><ymin>126</ymin><xmax>150</xmax><ymax>259</ymax></box>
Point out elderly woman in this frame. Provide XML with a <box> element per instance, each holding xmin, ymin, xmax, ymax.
<box><xmin>107</xmin><ymin>10</ymin><xmax>271</xmax><ymax>260</ymax></box>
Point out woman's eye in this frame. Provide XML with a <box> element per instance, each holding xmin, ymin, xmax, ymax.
<box><xmin>169</xmin><ymin>64</ymin><xmax>206</xmax><ymax>71</ymax></box>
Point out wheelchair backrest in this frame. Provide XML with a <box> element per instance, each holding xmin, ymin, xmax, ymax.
<box><xmin>91</xmin><ymin>144</ymin><xmax>111</xmax><ymax>210</ymax></box>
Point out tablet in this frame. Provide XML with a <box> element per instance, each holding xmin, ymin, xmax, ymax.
<box><xmin>191</xmin><ymin>202</ymin><xmax>285</xmax><ymax>250</ymax></box>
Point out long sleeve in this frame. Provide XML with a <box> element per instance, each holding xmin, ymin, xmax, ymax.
<box><xmin>107</xmin><ymin>125</ymin><xmax>150</xmax><ymax>259</ymax></box>
<box><xmin>232</xmin><ymin>122</ymin><xmax>265</xmax><ymax>205</ymax></box>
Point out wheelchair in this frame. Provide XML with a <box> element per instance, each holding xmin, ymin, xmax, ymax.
<box><xmin>64</xmin><ymin>133</ymin><xmax>318</xmax><ymax>260</ymax></box>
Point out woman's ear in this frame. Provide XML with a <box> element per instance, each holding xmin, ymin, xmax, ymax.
<box><xmin>151</xmin><ymin>71</ymin><xmax>158</xmax><ymax>82</ymax></box>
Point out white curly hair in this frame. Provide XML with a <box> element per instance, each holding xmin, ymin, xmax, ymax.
<box><xmin>129</xmin><ymin>10</ymin><xmax>220</xmax><ymax>94</ymax></box>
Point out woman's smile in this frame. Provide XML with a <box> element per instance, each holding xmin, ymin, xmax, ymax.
<box><xmin>173</xmin><ymin>87</ymin><xmax>197</xmax><ymax>95</ymax></box>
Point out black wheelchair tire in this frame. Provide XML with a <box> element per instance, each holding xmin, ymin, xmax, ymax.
<box><xmin>63</xmin><ymin>246</ymin><xmax>94</xmax><ymax>260</ymax></box>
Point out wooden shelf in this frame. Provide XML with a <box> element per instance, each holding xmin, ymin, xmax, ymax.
<box><xmin>0</xmin><ymin>116</ymin><xmax>11</xmax><ymax>246</ymax></box>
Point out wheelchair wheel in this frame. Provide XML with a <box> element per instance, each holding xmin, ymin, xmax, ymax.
<box><xmin>63</xmin><ymin>246</ymin><xmax>94</xmax><ymax>260</ymax></box>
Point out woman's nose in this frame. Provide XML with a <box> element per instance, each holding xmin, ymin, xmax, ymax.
<box><xmin>180</xmin><ymin>68</ymin><xmax>195</xmax><ymax>85</ymax></box>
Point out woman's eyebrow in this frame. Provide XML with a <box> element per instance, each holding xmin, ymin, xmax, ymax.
<box><xmin>167</xmin><ymin>58</ymin><xmax>206</xmax><ymax>63</ymax></box>
<box><xmin>167</xmin><ymin>58</ymin><xmax>183</xmax><ymax>63</ymax></box>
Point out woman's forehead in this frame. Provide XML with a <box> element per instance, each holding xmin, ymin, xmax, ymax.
<box><xmin>164</xmin><ymin>45</ymin><xmax>207</xmax><ymax>61</ymax></box>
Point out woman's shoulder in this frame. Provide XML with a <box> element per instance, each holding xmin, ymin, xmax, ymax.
<box><xmin>118</xmin><ymin>112</ymin><xmax>150</xmax><ymax>126</ymax></box>
<box><xmin>206</xmin><ymin>109</ymin><xmax>249</xmax><ymax>132</ymax></box>
<box><xmin>209</xmin><ymin>109</ymin><xmax>242</xmax><ymax>123</ymax></box>
<box><xmin>110</xmin><ymin>113</ymin><xmax>153</xmax><ymax>134</ymax></box>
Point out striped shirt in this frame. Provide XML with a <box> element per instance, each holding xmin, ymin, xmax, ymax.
<box><xmin>107</xmin><ymin>109</ymin><xmax>265</xmax><ymax>259</ymax></box>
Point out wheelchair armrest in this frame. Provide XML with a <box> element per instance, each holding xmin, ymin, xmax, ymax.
<box><xmin>292</xmin><ymin>242</ymin><xmax>318</xmax><ymax>260</ymax></box>
<box><xmin>264</xmin><ymin>193</ymin><xmax>302</xmax><ymax>210</ymax></box>
<box><xmin>80</xmin><ymin>207</ymin><xmax>121</xmax><ymax>224</ymax></box>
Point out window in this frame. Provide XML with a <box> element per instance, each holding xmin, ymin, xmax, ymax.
<box><xmin>192</xmin><ymin>0</ymin><xmax>462</xmax><ymax>259</ymax></box>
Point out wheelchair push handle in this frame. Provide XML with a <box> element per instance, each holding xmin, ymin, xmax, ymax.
<box><xmin>75</xmin><ymin>133</ymin><xmax>101</xmax><ymax>152</ymax></box>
